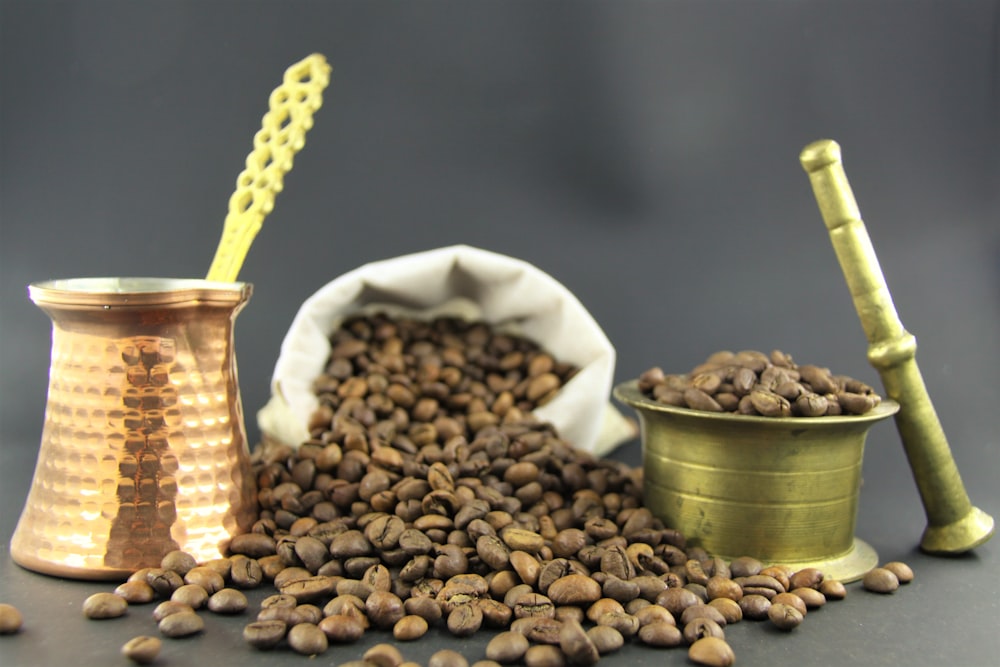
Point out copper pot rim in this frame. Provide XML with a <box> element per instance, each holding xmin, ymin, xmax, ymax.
<box><xmin>28</xmin><ymin>277</ymin><xmax>252</xmax><ymax>308</ymax></box>
<box><xmin>613</xmin><ymin>379</ymin><xmax>899</xmax><ymax>428</ymax></box>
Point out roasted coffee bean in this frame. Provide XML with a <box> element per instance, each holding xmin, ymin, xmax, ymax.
<box><xmin>683</xmin><ymin>617</ymin><xmax>725</xmax><ymax>645</ymax></box>
<box><xmin>768</xmin><ymin>602</ymin><xmax>803</xmax><ymax>631</ymax></box>
<box><xmin>83</xmin><ymin>592</ymin><xmax>128</xmax><ymax>619</ymax></box>
<box><xmin>513</xmin><ymin>592</ymin><xmax>556</xmax><ymax>619</ymax></box>
<box><xmin>0</xmin><ymin>603</ymin><xmax>24</xmax><ymax>634</ymax></box>
<box><xmin>158</xmin><ymin>611</ymin><xmax>204</xmax><ymax>637</ymax></box>
<box><xmin>184</xmin><ymin>566</ymin><xmax>225</xmax><ymax>594</ymax></box>
<box><xmin>688</xmin><ymin>636</ymin><xmax>736</xmax><ymax>667</ymax></box>
<box><xmin>114</xmin><ymin>581</ymin><xmax>156</xmax><ymax>604</ymax></box>
<box><xmin>366</xmin><ymin>590</ymin><xmax>405</xmax><ymax>629</ymax></box>
<box><xmin>771</xmin><ymin>592</ymin><xmax>807</xmax><ymax>617</ymax></box>
<box><xmin>882</xmin><ymin>561</ymin><xmax>914</xmax><ymax>584</ymax></box>
<box><xmin>207</xmin><ymin>588</ymin><xmax>248</xmax><ymax>614</ymax></box>
<box><xmin>229</xmin><ymin>532</ymin><xmax>277</xmax><ymax>558</ymax></box>
<box><xmin>819</xmin><ymin>579</ymin><xmax>847</xmax><ymax>600</ymax></box>
<box><xmin>512</xmin><ymin>616</ymin><xmax>563</xmax><ymax>644</ymax></box>
<box><xmin>737</xmin><ymin>594</ymin><xmax>771</xmax><ymax>621</ymax></box>
<box><xmin>393</xmin><ymin>614</ymin><xmax>429</xmax><ymax>641</ymax></box>
<box><xmin>145</xmin><ymin>568</ymin><xmax>184</xmax><ymax>597</ymax></box>
<box><xmin>447</xmin><ymin>601</ymin><xmax>484</xmax><ymax>636</ymax></box>
<box><xmin>229</xmin><ymin>554</ymin><xmax>264</xmax><ymax>588</ymax></box>
<box><xmin>863</xmin><ymin>568</ymin><xmax>900</xmax><ymax>594</ymax></box>
<box><xmin>364</xmin><ymin>642</ymin><xmax>405</xmax><ymax>667</ymax></box>
<box><xmin>637</xmin><ymin>620</ymin><xmax>684</xmax><ymax>647</ymax></box>
<box><xmin>486</xmin><ymin>630</ymin><xmax>530</xmax><ymax>663</ymax></box>
<box><xmin>791</xmin><ymin>587</ymin><xmax>826</xmax><ymax>609</ymax></box>
<box><xmin>707</xmin><ymin>597</ymin><xmax>742</xmax><ymax>624</ymax></box>
<box><xmin>160</xmin><ymin>550</ymin><xmax>198</xmax><ymax>576</ymax></box>
<box><xmin>547</xmin><ymin>574</ymin><xmax>602</xmax><ymax>606</ymax></box>
<box><xmin>287</xmin><ymin>622</ymin><xmax>328</xmax><ymax>656</ymax></box>
<box><xmin>524</xmin><ymin>644</ymin><xmax>567</xmax><ymax>667</ymax></box>
<box><xmin>559</xmin><ymin>618</ymin><xmax>600</xmax><ymax>666</ymax></box>
<box><xmin>596</xmin><ymin>611</ymin><xmax>640</xmax><ymax>638</ymax></box>
<box><xmin>121</xmin><ymin>635</ymin><xmax>161</xmax><ymax>664</ymax></box>
<box><xmin>243</xmin><ymin>619</ymin><xmax>288</xmax><ymax>649</ymax></box>
<box><xmin>171</xmin><ymin>584</ymin><xmax>208</xmax><ymax>609</ymax></box>
<box><xmin>429</xmin><ymin>649</ymin><xmax>470</xmax><ymax>667</ymax></box>
<box><xmin>587</xmin><ymin>625</ymin><xmax>625</xmax><ymax>654</ymax></box>
<box><xmin>318</xmin><ymin>614</ymin><xmax>366</xmax><ymax>642</ymax></box>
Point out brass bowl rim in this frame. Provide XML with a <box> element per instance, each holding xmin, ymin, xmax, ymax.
<box><xmin>29</xmin><ymin>277</ymin><xmax>252</xmax><ymax>307</ymax></box>
<box><xmin>613</xmin><ymin>379</ymin><xmax>900</xmax><ymax>427</ymax></box>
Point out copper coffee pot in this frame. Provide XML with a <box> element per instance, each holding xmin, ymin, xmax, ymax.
<box><xmin>9</xmin><ymin>54</ymin><xmax>331</xmax><ymax>580</ymax></box>
<box><xmin>800</xmin><ymin>139</ymin><xmax>994</xmax><ymax>554</ymax></box>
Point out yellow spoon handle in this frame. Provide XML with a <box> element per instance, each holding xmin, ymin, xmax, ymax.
<box><xmin>206</xmin><ymin>53</ymin><xmax>331</xmax><ymax>283</ymax></box>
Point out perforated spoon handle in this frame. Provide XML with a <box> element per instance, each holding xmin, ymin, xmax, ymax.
<box><xmin>206</xmin><ymin>53</ymin><xmax>331</xmax><ymax>283</ymax></box>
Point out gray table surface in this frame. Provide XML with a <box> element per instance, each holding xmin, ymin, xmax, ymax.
<box><xmin>1</xmin><ymin>429</ymin><xmax>997</xmax><ymax>667</ymax></box>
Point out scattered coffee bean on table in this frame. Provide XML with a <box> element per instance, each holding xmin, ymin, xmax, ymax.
<box><xmin>73</xmin><ymin>314</ymin><xmax>909</xmax><ymax>665</ymax></box>
<box><xmin>0</xmin><ymin>602</ymin><xmax>24</xmax><ymax>634</ymax></box>
<box><xmin>121</xmin><ymin>635</ymin><xmax>162</xmax><ymax>664</ymax></box>
<box><xmin>638</xmin><ymin>349</ymin><xmax>883</xmax><ymax>416</ymax></box>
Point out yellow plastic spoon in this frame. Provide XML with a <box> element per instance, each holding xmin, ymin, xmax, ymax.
<box><xmin>206</xmin><ymin>53</ymin><xmax>331</xmax><ymax>283</ymax></box>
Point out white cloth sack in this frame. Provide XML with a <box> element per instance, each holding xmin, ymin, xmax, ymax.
<box><xmin>257</xmin><ymin>245</ymin><xmax>636</xmax><ymax>457</ymax></box>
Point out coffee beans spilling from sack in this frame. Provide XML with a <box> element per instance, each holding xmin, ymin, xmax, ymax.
<box><xmin>67</xmin><ymin>315</ymin><xmax>908</xmax><ymax>666</ymax></box>
<box><xmin>638</xmin><ymin>349</ymin><xmax>883</xmax><ymax>417</ymax></box>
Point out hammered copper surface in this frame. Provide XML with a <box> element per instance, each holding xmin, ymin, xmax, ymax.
<box><xmin>10</xmin><ymin>278</ymin><xmax>257</xmax><ymax>580</ymax></box>
<box><xmin>615</xmin><ymin>380</ymin><xmax>899</xmax><ymax>582</ymax></box>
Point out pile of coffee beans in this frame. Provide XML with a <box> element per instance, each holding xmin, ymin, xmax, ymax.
<box><xmin>58</xmin><ymin>314</ymin><xmax>911</xmax><ymax>666</ymax></box>
<box><xmin>638</xmin><ymin>349</ymin><xmax>883</xmax><ymax>417</ymax></box>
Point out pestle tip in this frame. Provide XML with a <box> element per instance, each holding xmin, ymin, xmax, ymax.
<box><xmin>800</xmin><ymin>139</ymin><xmax>842</xmax><ymax>173</ymax></box>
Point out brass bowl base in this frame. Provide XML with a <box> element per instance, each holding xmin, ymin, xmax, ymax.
<box><xmin>756</xmin><ymin>537</ymin><xmax>878</xmax><ymax>584</ymax></box>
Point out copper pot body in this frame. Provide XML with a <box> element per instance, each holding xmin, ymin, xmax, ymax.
<box><xmin>10</xmin><ymin>278</ymin><xmax>257</xmax><ymax>580</ymax></box>
<box><xmin>614</xmin><ymin>380</ymin><xmax>899</xmax><ymax>582</ymax></box>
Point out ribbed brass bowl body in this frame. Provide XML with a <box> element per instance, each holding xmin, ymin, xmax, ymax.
<box><xmin>614</xmin><ymin>380</ymin><xmax>899</xmax><ymax>582</ymax></box>
<box><xmin>10</xmin><ymin>278</ymin><xmax>257</xmax><ymax>580</ymax></box>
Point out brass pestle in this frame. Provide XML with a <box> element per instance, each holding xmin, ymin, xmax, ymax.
<box><xmin>800</xmin><ymin>139</ymin><xmax>994</xmax><ymax>554</ymax></box>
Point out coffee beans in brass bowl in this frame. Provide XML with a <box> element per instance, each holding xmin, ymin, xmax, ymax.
<box><xmin>613</xmin><ymin>349</ymin><xmax>899</xmax><ymax>583</ymax></box>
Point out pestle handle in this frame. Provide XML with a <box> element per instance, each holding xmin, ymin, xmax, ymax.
<box><xmin>800</xmin><ymin>139</ymin><xmax>994</xmax><ymax>554</ymax></box>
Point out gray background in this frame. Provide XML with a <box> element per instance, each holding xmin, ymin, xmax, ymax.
<box><xmin>1</xmin><ymin>1</ymin><xmax>998</xmax><ymax>665</ymax></box>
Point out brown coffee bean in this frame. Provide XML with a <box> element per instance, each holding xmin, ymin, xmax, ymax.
<box><xmin>244</xmin><ymin>619</ymin><xmax>288</xmax><ymax>649</ymax></box>
<box><xmin>287</xmin><ymin>622</ymin><xmax>328</xmax><ymax>656</ymax></box>
<box><xmin>863</xmin><ymin>567</ymin><xmax>900</xmax><ymax>593</ymax></box>
<box><xmin>771</xmin><ymin>592</ymin><xmax>807</xmax><ymax>617</ymax></box>
<box><xmin>364</xmin><ymin>642</ymin><xmax>405</xmax><ymax>667</ymax></box>
<box><xmin>683</xmin><ymin>617</ymin><xmax>726</xmax><ymax>644</ymax></box>
<box><xmin>318</xmin><ymin>614</ymin><xmax>366</xmax><ymax>642</ymax></box>
<box><xmin>882</xmin><ymin>561</ymin><xmax>914</xmax><ymax>584</ymax></box>
<box><xmin>429</xmin><ymin>649</ymin><xmax>470</xmax><ymax>667</ymax></box>
<box><xmin>184</xmin><ymin>566</ymin><xmax>225</xmax><ymax>594</ymax></box>
<box><xmin>738</xmin><ymin>594</ymin><xmax>771</xmax><ymax>620</ymax></box>
<box><xmin>524</xmin><ymin>644</ymin><xmax>567</xmax><ymax>667</ymax></box>
<box><xmin>707</xmin><ymin>597</ymin><xmax>742</xmax><ymax>624</ymax></box>
<box><xmin>791</xmin><ymin>587</ymin><xmax>826</xmax><ymax>609</ymax></box>
<box><xmin>637</xmin><ymin>620</ymin><xmax>684</xmax><ymax>647</ymax></box>
<box><xmin>514</xmin><ymin>592</ymin><xmax>556</xmax><ymax>619</ymax></box>
<box><xmin>83</xmin><ymin>592</ymin><xmax>128</xmax><ymax>619</ymax></box>
<box><xmin>158</xmin><ymin>611</ymin><xmax>204</xmax><ymax>637</ymax></box>
<box><xmin>366</xmin><ymin>589</ymin><xmax>405</xmax><ymax>629</ymax></box>
<box><xmin>819</xmin><ymin>579</ymin><xmax>847</xmax><ymax>600</ymax></box>
<box><xmin>207</xmin><ymin>588</ymin><xmax>248</xmax><ymax>614</ymax></box>
<box><xmin>393</xmin><ymin>614</ymin><xmax>429</xmax><ymax>641</ymax></box>
<box><xmin>0</xmin><ymin>603</ymin><xmax>24</xmax><ymax>634</ymax></box>
<box><xmin>512</xmin><ymin>616</ymin><xmax>563</xmax><ymax>644</ymax></box>
<box><xmin>486</xmin><ymin>630</ymin><xmax>530</xmax><ymax>663</ymax></box>
<box><xmin>587</xmin><ymin>624</ymin><xmax>625</xmax><ymax>654</ymax></box>
<box><xmin>688</xmin><ymin>636</ymin><xmax>736</xmax><ymax>667</ymax></box>
<box><xmin>229</xmin><ymin>532</ymin><xmax>277</xmax><ymax>558</ymax></box>
<box><xmin>596</xmin><ymin>611</ymin><xmax>639</xmax><ymax>638</ymax></box>
<box><xmin>121</xmin><ymin>636</ymin><xmax>161</xmax><ymax>664</ymax></box>
<box><xmin>729</xmin><ymin>556</ymin><xmax>763</xmax><ymax>578</ymax></box>
<box><xmin>160</xmin><ymin>550</ymin><xmax>198</xmax><ymax>576</ymax></box>
<box><xmin>172</xmin><ymin>583</ymin><xmax>208</xmax><ymax>610</ymax></box>
<box><xmin>768</xmin><ymin>602</ymin><xmax>803</xmax><ymax>631</ymax></box>
<box><xmin>447</xmin><ymin>601</ymin><xmax>484</xmax><ymax>636</ymax></box>
<box><xmin>559</xmin><ymin>618</ymin><xmax>600</xmax><ymax>666</ymax></box>
<box><xmin>547</xmin><ymin>574</ymin><xmax>602</xmax><ymax>606</ymax></box>
<box><xmin>114</xmin><ymin>581</ymin><xmax>156</xmax><ymax>604</ymax></box>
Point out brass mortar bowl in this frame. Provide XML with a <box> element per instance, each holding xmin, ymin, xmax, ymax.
<box><xmin>614</xmin><ymin>380</ymin><xmax>900</xmax><ymax>582</ymax></box>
